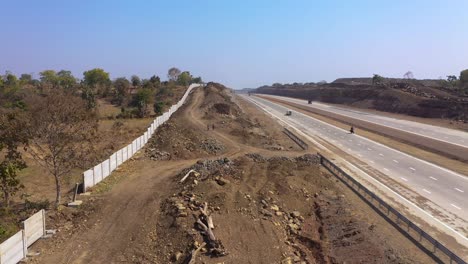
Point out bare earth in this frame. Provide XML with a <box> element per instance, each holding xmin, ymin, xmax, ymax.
<box><xmin>29</xmin><ymin>84</ymin><xmax>433</xmax><ymax>264</ymax></box>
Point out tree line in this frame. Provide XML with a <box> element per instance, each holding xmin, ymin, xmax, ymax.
<box><xmin>0</xmin><ymin>67</ymin><xmax>201</xmax><ymax>208</ymax></box>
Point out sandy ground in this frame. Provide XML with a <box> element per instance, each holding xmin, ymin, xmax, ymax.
<box><xmin>28</xmin><ymin>84</ymin><xmax>433</xmax><ymax>264</ymax></box>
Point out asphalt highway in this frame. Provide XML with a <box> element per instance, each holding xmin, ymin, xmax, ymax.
<box><xmin>260</xmin><ymin>94</ymin><xmax>468</xmax><ymax>149</ymax></box>
<box><xmin>242</xmin><ymin>95</ymin><xmax>468</xmax><ymax>224</ymax></box>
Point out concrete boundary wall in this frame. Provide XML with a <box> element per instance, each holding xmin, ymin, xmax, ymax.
<box><xmin>0</xmin><ymin>231</ymin><xmax>25</xmax><ymax>264</ymax></box>
<box><xmin>110</xmin><ymin>153</ymin><xmax>117</xmax><ymax>172</ymax></box>
<box><xmin>116</xmin><ymin>149</ymin><xmax>123</xmax><ymax>167</ymax></box>
<box><xmin>0</xmin><ymin>84</ymin><xmax>201</xmax><ymax>264</ymax></box>
<box><xmin>132</xmin><ymin>140</ymin><xmax>137</xmax><ymax>154</ymax></box>
<box><xmin>23</xmin><ymin>210</ymin><xmax>45</xmax><ymax>247</ymax></box>
<box><xmin>102</xmin><ymin>159</ymin><xmax>110</xmax><ymax>178</ymax></box>
<box><xmin>93</xmin><ymin>164</ymin><xmax>102</xmax><ymax>185</ymax></box>
<box><xmin>0</xmin><ymin>210</ymin><xmax>46</xmax><ymax>264</ymax></box>
<box><xmin>82</xmin><ymin>84</ymin><xmax>201</xmax><ymax>192</ymax></box>
<box><xmin>124</xmin><ymin>145</ymin><xmax>130</xmax><ymax>161</ymax></box>
<box><xmin>83</xmin><ymin>170</ymin><xmax>93</xmax><ymax>189</ymax></box>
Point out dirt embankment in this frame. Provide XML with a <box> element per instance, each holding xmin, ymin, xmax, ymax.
<box><xmin>145</xmin><ymin>82</ymin><xmax>300</xmax><ymax>160</ymax></box>
<box><xmin>154</xmin><ymin>154</ymin><xmax>424</xmax><ymax>263</ymax></box>
<box><xmin>29</xmin><ymin>83</ymin><xmax>432</xmax><ymax>264</ymax></box>
<box><xmin>256</xmin><ymin>82</ymin><xmax>468</xmax><ymax>122</ymax></box>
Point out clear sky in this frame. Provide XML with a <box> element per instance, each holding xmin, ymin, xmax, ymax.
<box><xmin>1</xmin><ymin>0</ymin><xmax>467</xmax><ymax>89</ymax></box>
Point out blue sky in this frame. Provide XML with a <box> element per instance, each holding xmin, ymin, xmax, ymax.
<box><xmin>1</xmin><ymin>0</ymin><xmax>467</xmax><ymax>88</ymax></box>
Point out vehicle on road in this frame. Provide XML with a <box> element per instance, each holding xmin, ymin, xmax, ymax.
<box><xmin>285</xmin><ymin>110</ymin><xmax>292</xmax><ymax>116</ymax></box>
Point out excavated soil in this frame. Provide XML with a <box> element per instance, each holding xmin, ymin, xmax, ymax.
<box><xmin>28</xmin><ymin>83</ymin><xmax>433</xmax><ymax>264</ymax></box>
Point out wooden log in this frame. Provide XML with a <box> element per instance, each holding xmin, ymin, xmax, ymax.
<box><xmin>180</xmin><ymin>169</ymin><xmax>196</xmax><ymax>183</ymax></box>
<box><xmin>188</xmin><ymin>242</ymin><xmax>206</xmax><ymax>264</ymax></box>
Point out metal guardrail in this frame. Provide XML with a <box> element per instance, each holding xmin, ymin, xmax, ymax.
<box><xmin>283</xmin><ymin>128</ymin><xmax>308</xmax><ymax>150</ymax></box>
<box><xmin>318</xmin><ymin>153</ymin><xmax>467</xmax><ymax>264</ymax></box>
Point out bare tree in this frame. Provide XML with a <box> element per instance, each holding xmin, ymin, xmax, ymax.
<box><xmin>25</xmin><ymin>90</ymin><xmax>98</xmax><ymax>206</ymax></box>
<box><xmin>167</xmin><ymin>67</ymin><xmax>181</xmax><ymax>81</ymax></box>
<box><xmin>403</xmin><ymin>71</ymin><xmax>414</xmax><ymax>79</ymax></box>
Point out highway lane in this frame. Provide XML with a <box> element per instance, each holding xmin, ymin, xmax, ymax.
<box><xmin>242</xmin><ymin>95</ymin><xmax>468</xmax><ymax>225</ymax></box>
<box><xmin>260</xmin><ymin>94</ymin><xmax>468</xmax><ymax>149</ymax></box>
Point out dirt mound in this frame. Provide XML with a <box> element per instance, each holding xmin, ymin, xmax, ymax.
<box><xmin>152</xmin><ymin>154</ymin><xmax>420</xmax><ymax>264</ymax></box>
<box><xmin>145</xmin><ymin>121</ymin><xmax>226</xmax><ymax>160</ymax></box>
<box><xmin>203</xmin><ymin>83</ymin><xmax>299</xmax><ymax>150</ymax></box>
<box><xmin>212</xmin><ymin>103</ymin><xmax>231</xmax><ymax>115</ymax></box>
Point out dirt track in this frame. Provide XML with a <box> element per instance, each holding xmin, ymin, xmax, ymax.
<box><xmin>30</xmin><ymin>84</ymin><xmax>433</xmax><ymax>263</ymax></box>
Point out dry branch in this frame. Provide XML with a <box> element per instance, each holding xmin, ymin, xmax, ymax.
<box><xmin>180</xmin><ymin>169</ymin><xmax>196</xmax><ymax>183</ymax></box>
<box><xmin>187</xmin><ymin>242</ymin><xmax>206</xmax><ymax>264</ymax></box>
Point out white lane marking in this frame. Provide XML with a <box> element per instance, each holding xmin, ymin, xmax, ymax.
<box><xmin>454</xmin><ymin>188</ymin><xmax>464</xmax><ymax>193</ymax></box>
<box><xmin>357</xmin><ymin>154</ymin><xmax>362</xmax><ymax>157</ymax></box>
<box><xmin>383</xmin><ymin>168</ymin><xmax>389</xmax><ymax>171</ymax></box>
<box><xmin>400</xmin><ymin>177</ymin><xmax>408</xmax><ymax>182</ymax></box>
<box><xmin>379</xmin><ymin>153</ymin><xmax>384</xmax><ymax>156</ymax></box>
<box><xmin>369</xmin><ymin>160</ymin><xmax>375</xmax><ymax>163</ymax></box>
<box><xmin>393</xmin><ymin>160</ymin><xmax>399</xmax><ymax>163</ymax></box>
<box><xmin>357</xmin><ymin>143</ymin><xmax>361</xmax><ymax>146</ymax></box>
<box><xmin>423</xmin><ymin>189</ymin><xmax>431</xmax><ymax>194</ymax></box>
<box><xmin>349</xmin><ymin>139</ymin><xmax>352</xmax><ymax>142</ymax></box>
<box><xmin>409</xmin><ymin>167</ymin><xmax>416</xmax><ymax>171</ymax></box>
<box><xmin>429</xmin><ymin>176</ymin><xmax>438</xmax><ymax>181</ymax></box>
<box><xmin>451</xmin><ymin>204</ymin><xmax>461</xmax><ymax>210</ymax></box>
<box><xmin>367</xmin><ymin>148</ymin><xmax>372</xmax><ymax>151</ymax></box>
<box><xmin>348</xmin><ymin>148</ymin><xmax>352</xmax><ymax>151</ymax></box>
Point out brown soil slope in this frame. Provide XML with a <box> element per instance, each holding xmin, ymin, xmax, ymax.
<box><xmin>29</xmin><ymin>84</ymin><xmax>432</xmax><ymax>264</ymax></box>
<box><xmin>256</xmin><ymin>82</ymin><xmax>468</xmax><ymax>122</ymax></box>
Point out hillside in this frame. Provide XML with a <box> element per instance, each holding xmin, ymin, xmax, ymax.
<box><xmin>255</xmin><ymin>79</ymin><xmax>468</xmax><ymax>122</ymax></box>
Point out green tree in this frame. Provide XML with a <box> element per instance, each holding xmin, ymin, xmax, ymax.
<box><xmin>149</xmin><ymin>75</ymin><xmax>161</xmax><ymax>88</ymax></box>
<box><xmin>192</xmin><ymin>76</ymin><xmax>202</xmax><ymax>84</ymax></box>
<box><xmin>446</xmin><ymin>75</ymin><xmax>458</xmax><ymax>88</ymax></box>
<box><xmin>460</xmin><ymin>69</ymin><xmax>468</xmax><ymax>90</ymax></box>
<box><xmin>0</xmin><ymin>111</ymin><xmax>28</xmax><ymax>208</ymax></box>
<box><xmin>372</xmin><ymin>74</ymin><xmax>385</xmax><ymax>85</ymax></box>
<box><xmin>131</xmin><ymin>75</ymin><xmax>141</xmax><ymax>87</ymax></box>
<box><xmin>4</xmin><ymin>73</ymin><xmax>18</xmax><ymax>87</ymax></box>
<box><xmin>153</xmin><ymin>101</ymin><xmax>165</xmax><ymax>115</ymax></box>
<box><xmin>113</xmin><ymin>77</ymin><xmax>130</xmax><ymax>105</ymax></box>
<box><xmin>177</xmin><ymin>71</ymin><xmax>192</xmax><ymax>86</ymax></box>
<box><xmin>40</xmin><ymin>70</ymin><xmax>59</xmax><ymax>88</ymax></box>
<box><xmin>19</xmin><ymin>74</ymin><xmax>33</xmax><ymax>85</ymax></box>
<box><xmin>81</xmin><ymin>88</ymin><xmax>97</xmax><ymax>109</ymax></box>
<box><xmin>134</xmin><ymin>88</ymin><xmax>154</xmax><ymax>117</ymax></box>
<box><xmin>83</xmin><ymin>68</ymin><xmax>110</xmax><ymax>87</ymax></box>
<box><xmin>57</xmin><ymin>70</ymin><xmax>77</xmax><ymax>89</ymax></box>
<box><xmin>83</xmin><ymin>68</ymin><xmax>111</xmax><ymax>96</ymax></box>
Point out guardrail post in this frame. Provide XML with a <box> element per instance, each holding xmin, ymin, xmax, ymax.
<box><xmin>433</xmin><ymin>241</ymin><xmax>437</xmax><ymax>253</ymax></box>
